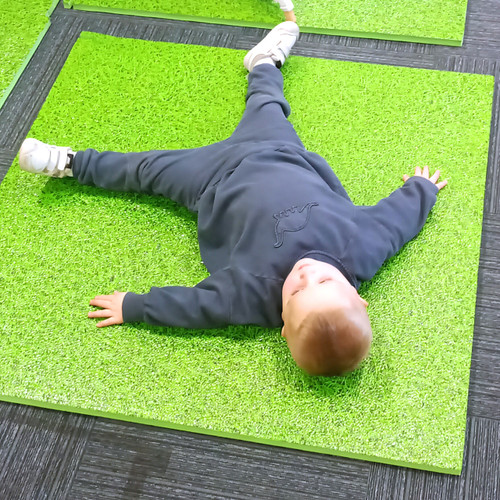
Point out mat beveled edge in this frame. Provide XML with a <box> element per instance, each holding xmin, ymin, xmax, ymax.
<box><xmin>0</xmin><ymin>394</ymin><xmax>463</xmax><ymax>474</ymax></box>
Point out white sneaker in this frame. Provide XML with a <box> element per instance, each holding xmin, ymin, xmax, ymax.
<box><xmin>273</xmin><ymin>0</ymin><xmax>294</xmax><ymax>12</ymax></box>
<box><xmin>19</xmin><ymin>138</ymin><xmax>74</xmax><ymax>178</ymax></box>
<box><xmin>244</xmin><ymin>21</ymin><xmax>300</xmax><ymax>72</ymax></box>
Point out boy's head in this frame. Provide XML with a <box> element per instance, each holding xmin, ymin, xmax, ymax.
<box><xmin>281</xmin><ymin>258</ymin><xmax>372</xmax><ymax>376</ymax></box>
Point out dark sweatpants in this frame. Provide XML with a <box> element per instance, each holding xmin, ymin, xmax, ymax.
<box><xmin>72</xmin><ymin>64</ymin><xmax>304</xmax><ymax>212</ymax></box>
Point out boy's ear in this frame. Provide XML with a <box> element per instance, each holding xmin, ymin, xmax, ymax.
<box><xmin>281</xmin><ymin>326</ymin><xmax>287</xmax><ymax>337</ymax></box>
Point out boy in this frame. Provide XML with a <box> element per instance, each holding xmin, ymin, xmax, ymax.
<box><xmin>18</xmin><ymin>22</ymin><xmax>446</xmax><ymax>376</ymax></box>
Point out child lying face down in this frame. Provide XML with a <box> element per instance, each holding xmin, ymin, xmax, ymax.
<box><xmin>19</xmin><ymin>22</ymin><xmax>446</xmax><ymax>376</ymax></box>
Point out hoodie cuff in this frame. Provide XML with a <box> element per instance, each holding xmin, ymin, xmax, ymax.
<box><xmin>122</xmin><ymin>292</ymin><xmax>146</xmax><ymax>323</ymax></box>
<box><xmin>406</xmin><ymin>174</ymin><xmax>439</xmax><ymax>194</ymax></box>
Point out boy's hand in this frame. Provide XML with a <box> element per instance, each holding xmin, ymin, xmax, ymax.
<box><xmin>88</xmin><ymin>291</ymin><xmax>126</xmax><ymax>327</ymax></box>
<box><xmin>403</xmin><ymin>166</ymin><xmax>448</xmax><ymax>190</ymax></box>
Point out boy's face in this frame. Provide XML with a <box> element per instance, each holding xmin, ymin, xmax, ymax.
<box><xmin>281</xmin><ymin>258</ymin><xmax>368</xmax><ymax>338</ymax></box>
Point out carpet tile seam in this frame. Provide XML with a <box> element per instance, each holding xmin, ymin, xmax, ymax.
<box><xmin>478</xmin><ymin>311</ymin><xmax>500</xmax><ymax>336</ymax></box>
<box><xmin>469</xmin><ymin>385</ymin><xmax>498</xmax><ymax>410</ymax></box>
<box><xmin>480</xmin><ymin>248</ymin><xmax>500</xmax><ymax>258</ymax></box>
<box><xmin>470</xmin><ymin>324</ymin><xmax>500</xmax><ymax>336</ymax></box>
<box><xmin>26</xmin><ymin>414</ymin><xmax>88</xmax><ymax>500</ymax></box>
<box><xmin>57</xmin><ymin>416</ymin><xmax>97</xmax><ymax>500</ymax></box>
<box><xmin>478</xmin><ymin>261</ymin><xmax>500</xmax><ymax>274</ymax></box>
<box><xmin>474</xmin><ymin>299</ymin><xmax>498</xmax><ymax>313</ymax></box>
<box><xmin>469</xmin><ymin>374</ymin><xmax>499</xmax><ymax>388</ymax></box>
<box><xmin>481</xmin><ymin>225</ymin><xmax>500</xmax><ymax>238</ymax></box>
<box><xmin>365</xmin><ymin>464</ymin><xmax>408</xmax><ymax>500</ymax></box>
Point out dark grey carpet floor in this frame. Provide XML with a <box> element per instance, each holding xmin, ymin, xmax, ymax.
<box><xmin>0</xmin><ymin>1</ymin><xmax>499</xmax><ymax>498</ymax></box>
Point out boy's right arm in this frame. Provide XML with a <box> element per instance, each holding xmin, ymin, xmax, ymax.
<box><xmin>89</xmin><ymin>268</ymin><xmax>283</xmax><ymax>329</ymax></box>
<box><xmin>121</xmin><ymin>276</ymin><xmax>231</xmax><ymax>329</ymax></box>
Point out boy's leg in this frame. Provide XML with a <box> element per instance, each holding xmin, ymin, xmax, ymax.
<box><xmin>229</xmin><ymin>64</ymin><xmax>303</xmax><ymax>147</ymax></box>
<box><xmin>229</xmin><ymin>21</ymin><xmax>303</xmax><ymax>148</ymax></box>
<box><xmin>19</xmin><ymin>138</ymin><xmax>232</xmax><ymax>212</ymax></box>
<box><xmin>72</xmin><ymin>142</ymin><xmax>235</xmax><ymax>212</ymax></box>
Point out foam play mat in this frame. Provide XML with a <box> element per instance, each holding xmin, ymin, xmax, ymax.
<box><xmin>63</xmin><ymin>0</ymin><xmax>469</xmax><ymax>46</ymax></box>
<box><xmin>0</xmin><ymin>0</ymin><xmax>58</xmax><ymax>109</ymax></box>
<box><xmin>0</xmin><ymin>32</ymin><xmax>493</xmax><ymax>473</ymax></box>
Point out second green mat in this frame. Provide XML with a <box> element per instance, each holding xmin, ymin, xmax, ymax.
<box><xmin>63</xmin><ymin>0</ymin><xmax>469</xmax><ymax>46</ymax></box>
<box><xmin>0</xmin><ymin>0</ymin><xmax>58</xmax><ymax>109</ymax></box>
<box><xmin>0</xmin><ymin>32</ymin><xmax>494</xmax><ymax>473</ymax></box>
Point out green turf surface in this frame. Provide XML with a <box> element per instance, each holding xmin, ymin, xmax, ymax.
<box><xmin>0</xmin><ymin>32</ymin><xmax>493</xmax><ymax>473</ymax></box>
<box><xmin>0</xmin><ymin>0</ymin><xmax>58</xmax><ymax>109</ymax></box>
<box><xmin>63</xmin><ymin>0</ymin><xmax>469</xmax><ymax>45</ymax></box>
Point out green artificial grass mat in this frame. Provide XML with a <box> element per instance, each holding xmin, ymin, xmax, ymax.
<box><xmin>0</xmin><ymin>0</ymin><xmax>58</xmax><ymax>109</ymax></box>
<box><xmin>0</xmin><ymin>32</ymin><xmax>493</xmax><ymax>473</ymax></box>
<box><xmin>63</xmin><ymin>0</ymin><xmax>469</xmax><ymax>46</ymax></box>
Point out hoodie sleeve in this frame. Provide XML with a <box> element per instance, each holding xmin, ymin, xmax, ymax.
<box><xmin>122</xmin><ymin>267</ymin><xmax>283</xmax><ymax>329</ymax></box>
<box><xmin>347</xmin><ymin>176</ymin><xmax>439</xmax><ymax>283</ymax></box>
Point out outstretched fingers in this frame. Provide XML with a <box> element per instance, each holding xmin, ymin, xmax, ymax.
<box><xmin>89</xmin><ymin>296</ymin><xmax>111</xmax><ymax>308</ymax></box>
<box><xmin>88</xmin><ymin>291</ymin><xmax>126</xmax><ymax>327</ymax></box>
<box><xmin>429</xmin><ymin>169</ymin><xmax>440</xmax><ymax>183</ymax></box>
<box><xmin>88</xmin><ymin>308</ymin><xmax>113</xmax><ymax>318</ymax></box>
<box><xmin>96</xmin><ymin>317</ymin><xmax>121</xmax><ymax>328</ymax></box>
<box><xmin>402</xmin><ymin>165</ymin><xmax>448</xmax><ymax>191</ymax></box>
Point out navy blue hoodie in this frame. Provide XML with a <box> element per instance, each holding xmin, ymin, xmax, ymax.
<box><xmin>122</xmin><ymin>145</ymin><xmax>438</xmax><ymax>328</ymax></box>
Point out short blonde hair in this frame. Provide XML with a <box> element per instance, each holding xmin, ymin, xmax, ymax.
<box><xmin>293</xmin><ymin>305</ymin><xmax>372</xmax><ymax>376</ymax></box>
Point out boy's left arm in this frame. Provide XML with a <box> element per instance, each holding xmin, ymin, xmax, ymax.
<box><xmin>349</xmin><ymin>166</ymin><xmax>447</xmax><ymax>282</ymax></box>
<box><xmin>402</xmin><ymin>165</ymin><xmax>447</xmax><ymax>190</ymax></box>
